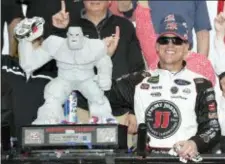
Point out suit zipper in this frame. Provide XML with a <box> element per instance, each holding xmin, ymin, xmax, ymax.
<box><xmin>95</xmin><ymin>27</ymin><xmax>101</xmax><ymax>39</ymax></box>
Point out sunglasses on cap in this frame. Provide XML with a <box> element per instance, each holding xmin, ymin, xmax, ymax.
<box><xmin>157</xmin><ymin>36</ymin><xmax>187</xmax><ymax>45</ymax></box>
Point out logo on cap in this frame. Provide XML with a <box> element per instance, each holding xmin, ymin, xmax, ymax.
<box><xmin>166</xmin><ymin>22</ymin><xmax>178</xmax><ymax>30</ymax></box>
<box><xmin>164</xmin><ymin>14</ymin><xmax>175</xmax><ymax>22</ymax></box>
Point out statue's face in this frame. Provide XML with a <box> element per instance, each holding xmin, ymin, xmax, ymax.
<box><xmin>67</xmin><ymin>27</ymin><xmax>84</xmax><ymax>50</ymax></box>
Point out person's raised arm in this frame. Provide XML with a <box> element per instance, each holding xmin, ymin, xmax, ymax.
<box><xmin>194</xmin><ymin>1</ymin><xmax>211</xmax><ymax>56</ymax></box>
<box><xmin>135</xmin><ymin>1</ymin><xmax>158</xmax><ymax>69</ymax></box>
<box><xmin>214</xmin><ymin>12</ymin><xmax>225</xmax><ymax>77</ymax></box>
<box><xmin>4</xmin><ymin>0</ymin><xmax>24</xmax><ymax>56</ymax></box>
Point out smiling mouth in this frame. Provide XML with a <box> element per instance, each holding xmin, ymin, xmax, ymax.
<box><xmin>72</xmin><ymin>40</ymin><xmax>77</xmax><ymax>43</ymax></box>
<box><xmin>166</xmin><ymin>50</ymin><xmax>175</xmax><ymax>54</ymax></box>
<box><xmin>90</xmin><ymin>2</ymin><xmax>101</xmax><ymax>5</ymax></box>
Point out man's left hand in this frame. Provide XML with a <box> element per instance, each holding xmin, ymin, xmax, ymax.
<box><xmin>103</xmin><ymin>26</ymin><xmax>120</xmax><ymax>57</ymax></box>
<box><xmin>220</xmin><ymin>76</ymin><xmax>225</xmax><ymax>96</ymax></box>
<box><xmin>174</xmin><ymin>140</ymin><xmax>198</xmax><ymax>159</ymax></box>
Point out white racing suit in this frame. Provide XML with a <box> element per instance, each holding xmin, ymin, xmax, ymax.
<box><xmin>18</xmin><ymin>35</ymin><xmax>114</xmax><ymax>124</ymax></box>
<box><xmin>134</xmin><ymin>66</ymin><xmax>221</xmax><ymax>152</ymax></box>
<box><xmin>107</xmin><ymin>65</ymin><xmax>221</xmax><ymax>153</ymax></box>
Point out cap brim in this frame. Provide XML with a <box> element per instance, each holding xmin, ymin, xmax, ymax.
<box><xmin>157</xmin><ymin>32</ymin><xmax>188</xmax><ymax>41</ymax></box>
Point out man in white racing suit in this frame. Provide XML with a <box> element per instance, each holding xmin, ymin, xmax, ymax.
<box><xmin>15</xmin><ymin>17</ymin><xmax>117</xmax><ymax>124</ymax></box>
<box><xmin>135</xmin><ymin>14</ymin><xmax>220</xmax><ymax>159</ymax></box>
<box><xmin>107</xmin><ymin>14</ymin><xmax>221</xmax><ymax>161</ymax></box>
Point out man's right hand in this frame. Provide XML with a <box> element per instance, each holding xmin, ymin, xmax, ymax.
<box><xmin>174</xmin><ymin>140</ymin><xmax>198</xmax><ymax>160</ymax></box>
<box><xmin>220</xmin><ymin>76</ymin><xmax>225</xmax><ymax>97</ymax></box>
<box><xmin>103</xmin><ymin>26</ymin><xmax>120</xmax><ymax>57</ymax></box>
<box><xmin>117</xmin><ymin>1</ymin><xmax>133</xmax><ymax>12</ymax></box>
<box><xmin>138</xmin><ymin>0</ymin><xmax>149</xmax><ymax>8</ymax></box>
<box><xmin>125</xmin><ymin>114</ymin><xmax>137</xmax><ymax>134</ymax></box>
<box><xmin>52</xmin><ymin>0</ymin><xmax>70</xmax><ymax>29</ymax></box>
<box><xmin>214</xmin><ymin>12</ymin><xmax>225</xmax><ymax>39</ymax></box>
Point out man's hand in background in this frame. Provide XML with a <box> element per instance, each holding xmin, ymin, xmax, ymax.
<box><xmin>103</xmin><ymin>26</ymin><xmax>120</xmax><ymax>57</ymax></box>
<box><xmin>52</xmin><ymin>0</ymin><xmax>70</xmax><ymax>29</ymax></box>
<box><xmin>117</xmin><ymin>1</ymin><xmax>133</xmax><ymax>12</ymax></box>
<box><xmin>214</xmin><ymin>12</ymin><xmax>225</xmax><ymax>39</ymax></box>
<box><xmin>174</xmin><ymin>140</ymin><xmax>198</xmax><ymax>160</ymax></box>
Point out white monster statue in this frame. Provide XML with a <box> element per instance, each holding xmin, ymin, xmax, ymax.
<box><xmin>14</xmin><ymin>17</ymin><xmax>117</xmax><ymax>124</ymax></box>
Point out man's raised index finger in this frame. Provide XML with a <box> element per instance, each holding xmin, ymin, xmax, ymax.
<box><xmin>61</xmin><ymin>0</ymin><xmax>66</xmax><ymax>12</ymax></box>
<box><xmin>115</xmin><ymin>26</ymin><xmax>120</xmax><ymax>38</ymax></box>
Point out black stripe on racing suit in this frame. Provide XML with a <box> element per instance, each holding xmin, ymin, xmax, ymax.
<box><xmin>190</xmin><ymin>78</ymin><xmax>221</xmax><ymax>153</ymax></box>
<box><xmin>106</xmin><ymin>71</ymin><xmax>150</xmax><ymax>115</ymax></box>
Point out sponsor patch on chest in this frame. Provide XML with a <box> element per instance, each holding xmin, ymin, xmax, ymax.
<box><xmin>174</xmin><ymin>79</ymin><xmax>191</xmax><ymax>86</ymax></box>
<box><xmin>145</xmin><ymin>100</ymin><xmax>181</xmax><ymax>139</ymax></box>
<box><xmin>140</xmin><ymin>83</ymin><xmax>150</xmax><ymax>90</ymax></box>
<box><xmin>147</xmin><ymin>75</ymin><xmax>159</xmax><ymax>84</ymax></box>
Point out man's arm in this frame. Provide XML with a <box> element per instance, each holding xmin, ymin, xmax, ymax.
<box><xmin>214</xmin><ymin>12</ymin><xmax>225</xmax><ymax>77</ymax></box>
<box><xmin>1</xmin><ymin>73</ymin><xmax>13</xmax><ymax>150</ymax></box>
<box><xmin>196</xmin><ymin>30</ymin><xmax>210</xmax><ymax>56</ymax></box>
<box><xmin>1</xmin><ymin>70</ymin><xmax>13</xmax><ymax>128</ymax></box>
<box><xmin>189</xmin><ymin>78</ymin><xmax>221</xmax><ymax>153</ymax></box>
<box><xmin>108</xmin><ymin>71</ymin><xmax>150</xmax><ymax>134</ymax></box>
<box><xmin>135</xmin><ymin>2</ymin><xmax>158</xmax><ymax>69</ymax></box>
<box><xmin>1</xmin><ymin>56</ymin><xmax>16</xmax><ymax>149</ymax></box>
<box><xmin>8</xmin><ymin>18</ymin><xmax>21</xmax><ymax>57</ymax></box>
<box><xmin>215</xmin><ymin>35</ymin><xmax>225</xmax><ymax>79</ymax></box>
<box><xmin>3</xmin><ymin>0</ymin><xmax>24</xmax><ymax>56</ymax></box>
<box><xmin>108</xmin><ymin>71</ymin><xmax>149</xmax><ymax>114</ymax></box>
<box><xmin>194</xmin><ymin>1</ymin><xmax>211</xmax><ymax>56</ymax></box>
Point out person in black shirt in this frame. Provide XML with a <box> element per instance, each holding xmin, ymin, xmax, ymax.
<box><xmin>52</xmin><ymin>1</ymin><xmax>145</xmax><ymax>130</ymax></box>
<box><xmin>52</xmin><ymin>1</ymin><xmax>144</xmax><ymax>79</ymax></box>
<box><xmin>2</xmin><ymin>1</ymin><xmax>143</xmax><ymax>148</ymax></box>
<box><xmin>1</xmin><ymin>53</ymin><xmax>57</xmax><ymax>149</ymax></box>
<box><xmin>1</xmin><ymin>0</ymin><xmax>83</xmax><ymax>149</ymax></box>
<box><xmin>1</xmin><ymin>0</ymin><xmax>24</xmax><ymax>151</ymax></box>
